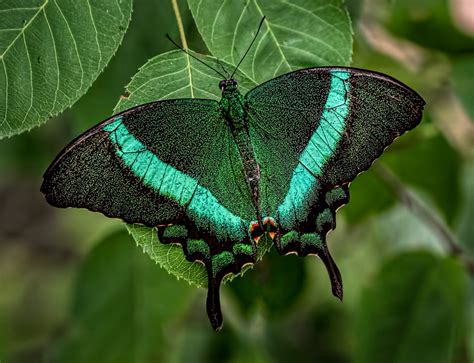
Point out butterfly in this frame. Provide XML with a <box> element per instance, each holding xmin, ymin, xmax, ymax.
<box><xmin>41</xmin><ymin>18</ymin><xmax>425</xmax><ymax>330</ymax></box>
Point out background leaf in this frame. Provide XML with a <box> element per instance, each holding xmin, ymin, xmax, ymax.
<box><xmin>127</xmin><ymin>224</ymin><xmax>208</xmax><ymax>287</ymax></box>
<box><xmin>382</xmin><ymin>133</ymin><xmax>461</xmax><ymax>224</ymax></box>
<box><xmin>384</xmin><ymin>0</ymin><xmax>474</xmax><ymax>54</ymax></box>
<box><xmin>0</xmin><ymin>0</ymin><xmax>132</xmax><ymax>139</ymax></box>
<box><xmin>345</xmin><ymin>131</ymin><xmax>461</xmax><ymax>224</ymax></box>
<box><xmin>457</xmin><ymin>162</ymin><xmax>474</xmax><ymax>254</ymax></box>
<box><xmin>229</xmin><ymin>249</ymin><xmax>306</xmax><ymax>317</ymax></box>
<box><xmin>451</xmin><ymin>56</ymin><xmax>474</xmax><ymax>122</ymax></box>
<box><xmin>354</xmin><ymin>251</ymin><xmax>467</xmax><ymax>363</ymax></box>
<box><xmin>468</xmin><ymin>278</ymin><xmax>474</xmax><ymax>362</ymax></box>
<box><xmin>188</xmin><ymin>0</ymin><xmax>353</xmax><ymax>83</ymax></box>
<box><xmin>46</xmin><ymin>230</ymin><xmax>195</xmax><ymax>363</ymax></box>
<box><xmin>344</xmin><ymin>168</ymin><xmax>393</xmax><ymax>223</ymax></box>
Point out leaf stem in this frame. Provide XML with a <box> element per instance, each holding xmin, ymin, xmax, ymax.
<box><xmin>374</xmin><ymin>162</ymin><xmax>474</xmax><ymax>275</ymax></box>
<box><xmin>171</xmin><ymin>0</ymin><xmax>188</xmax><ymax>49</ymax></box>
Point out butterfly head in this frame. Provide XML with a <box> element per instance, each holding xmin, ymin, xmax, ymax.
<box><xmin>219</xmin><ymin>79</ymin><xmax>238</xmax><ymax>92</ymax></box>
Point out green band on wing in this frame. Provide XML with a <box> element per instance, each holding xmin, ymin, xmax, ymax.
<box><xmin>211</xmin><ymin>251</ymin><xmax>235</xmax><ymax>277</ymax></box>
<box><xmin>163</xmin><ymin>224</ymin><xmax>188</xmax><ymax>239</ymax></box>
<box><xmin>104</xmin><ymin>118</ymin><xmax>247</xmax><ymax>241</ymax></box>
<box><xmin>300</xmin><ymin>233</ymin><xmax>323</xmax><ymax>249</ymax></box>
<box><xmin>233</xmin><ymin>242</ymin><xmax>253</xmax><ymax>256</ymax></box>
<box><xmin>187</xmin><ymin>239</ymin><xmax>210</xmax><ymax>259</ymax></box>
<box><xmin>277</xmin><ymin>70</ymin><xmax>351</xmax><ymax>229</ymax></box>
<box><xmin>104</xmin><ymin>118</ymin><xmax>198</xmax><ymax>205</ymax></box>
<box><xmin>187</xmin><ymin>186</ymin><xmax>246</xmax><ymax>242</ymax></box>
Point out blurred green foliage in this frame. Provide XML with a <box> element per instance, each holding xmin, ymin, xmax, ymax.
<box><xmin>385</xmin><ymin>0</ymin><xmax>474</xmax><ymax>53</ymax></box>
<box><xmin>355</xmin><ymin>252</ymin><xmax>467</xmax><ymax>363</ymax></box>
<box><xmin>0</xmin><ymin>0</ymin><xmax>473</xmax><ymax>362</ymax></box>
<box><xmin>452</xmin><ymin>56</ymin><xmax>474</xmax><ymax>120</ymax></box>
<box><xmin>47</xmin><ymin>231</ymin><xmax>195</xmax><ymax>363</ymax></box>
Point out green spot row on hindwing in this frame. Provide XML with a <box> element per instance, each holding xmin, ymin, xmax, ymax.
<box><xmin>41</xmin><ymin>29</ymin><xmax>424</xmax><ymax>329</ymax></box>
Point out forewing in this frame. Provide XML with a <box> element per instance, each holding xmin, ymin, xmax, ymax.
<box><xmin>41</xmin><ymin>99</ymin><xmax>257</xmax><ymax>330</ymax></box>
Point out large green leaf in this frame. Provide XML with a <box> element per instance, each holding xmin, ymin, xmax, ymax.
<box><xmin>188</xmin><ymin>0</ymin><xmax>353</xmax><ymax>83</ymax></box>
<box><xmin>67</xmin><ymin>0</ymin><xmax>197</xmax><ymax>133</ymax></box>
<box><xmin>0</xmin><ymin>0</ymin><xmax>132</xmax><ymax>139</ymax></box>
<box><xmin>354</xmin><ymin>251</ymin><xmax>467</xmax><ymax>363</ymax></box>
<box><xmin>47</xmin><ymin>230</ymin><xmax>195</xmax><ymax>363</ymax></box>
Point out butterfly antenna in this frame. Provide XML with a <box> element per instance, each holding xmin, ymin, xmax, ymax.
<box><xmin>166</xmin><ymin>34</ymin><xmax>227</xmax><ymax>79</ymax></box>
<box><xmin>216</xmin><ymin>58</ymin><xmax>230</xmax><ymax>79</ymax></box>
<box><xmin>230</xmin><ymin>16</ymin><xmax>266</xmax><ymax>79</ymax></box>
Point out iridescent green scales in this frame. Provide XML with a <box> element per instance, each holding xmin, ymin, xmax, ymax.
<box><xmin>186</xmin><ymin>239</ymin><xmax>210</xmax><ymax>259</ymax></box>
<box><xmin>104</xmin><ymin>116</ymin><xmax>247</xmax><ymax>243</ymax></box>
<box><xmin>41</xmin><ymin>65</ymin><xmax>425</xmax><ymax>331</ymax></box>
<box><xmin>277</xmin><ymin>70</ymin><xmax>350</xmax><ymax>230</ymax></box>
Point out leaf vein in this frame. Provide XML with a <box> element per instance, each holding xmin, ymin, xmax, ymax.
<box><xmin>271</xmin><ymin>23</ymin><xmax>345</xmax><ymax>62</ymax></box>
<box><xmin>20</xmin><ymin>32</ymin><xmax>34</xmax><ymax>129</ymax></box>
<box><xmin>85</xmin><ymin>0</ymin><xmax>103</xmax><ymax>72</ymax></box>
<box><xmin>283</xmin><ymin>0</ymin><xmax>346</xmax><ymax>39</ymax></box>
<box><xmin>43</xmin><ymin>8</ymin><xmax>59</xmax><ymax>113</ymax></box>
<box><xmin>0</xmin><ymin>0</ymin><xmax>49</xmax><ymax>60</ymax></box>
<box><xmin>251</xmin><ymin>28</ymin><xmax>269</xmax><ymax>80</ymax></box>
<box><xmin>129</xmin><ymin>69</ymin><xmax>187</xmax><ymax>95</ymax></box>
<box><xmin>230</xmin><ymin>3</ymin><xmax>248</xmax><ymax>65</ymax></box>
<box><xmin>195</xmin><ymin>0</ymin><xmax>203</xmax><ymax>21</ymax></box>
<box><xmin>193</xmin><ymin>86</ymin><xmax>218</xmax><ymax>98</ymax></box>
<box><xmin>210</xmin><ymin>0</ymin><xmax>227</xmax><ymax>49</ymax></box>
<box><xmin>252</xmin><ymin>0</ymin><xmax>291</xmax><ymax>71</ymax></box>
<box><xmin>280</xmin><ymin>44</ymin><xmax>327</xmax><ymax>64</ymax></box>
<box><xmin>160</xmin><ymin>84</ymin><xmax>191</xmax><ymax>99</ymax></box>
<box><xmin>273</xmin><ymin>59</ymin><xmax>284</xmax><ymax>78</ymax></box>
<box><xmin>0</xmin><ymin>7</ymin><xmax>41</xmax><ymax>13</ymax></box>
<box><xmin>0</xmin><ymin>59</ymin><xmax>10</xmax><ymax>130</ymax></box>
<box><xmin>114</xmin><ymin>0</ymin><xmax>125</xmax><ymax>21</ymax></box>
<box><xmin>53</xmin><ymin>0</ymin><xmax>84</xmax><ymax>94</ymax></box>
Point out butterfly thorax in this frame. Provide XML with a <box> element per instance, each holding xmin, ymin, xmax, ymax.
<box><xmin>219</xmin><ymin>85</ymin><xmax>245</xmax><ymax>126</ymax></box>
<box><xmin>219</xmin><ymin>82</ymin><xmax>261</xmax><ymax>222</ymax></box>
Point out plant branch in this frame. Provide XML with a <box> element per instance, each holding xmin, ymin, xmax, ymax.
<box><xmin>374</xmin><ymin>162</ymin><xmax>474</xmax><ymax>275</ymax></box>
<box><xmin>171</xmin><ymin>0</ymin><xmax>188</xmax><ymax>49</ymax></box>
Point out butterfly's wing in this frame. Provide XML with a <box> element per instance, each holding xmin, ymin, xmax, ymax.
<box><xmin>41</xmin><ymin>99</ymin><xmax>257</xmax><ymax>330</ymax></box>
<box><xmin>245</xmin><ymin>67</ymin><xmax>425</xmax><ymax>298</ymax></box>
